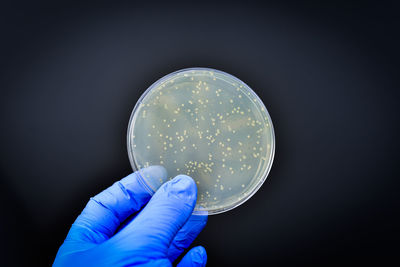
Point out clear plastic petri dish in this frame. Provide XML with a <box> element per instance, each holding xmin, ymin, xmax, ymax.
<box><xmin>127</xmin><ymin>68</ymin><xmax>275</xmax><ymax>215</ymax></box>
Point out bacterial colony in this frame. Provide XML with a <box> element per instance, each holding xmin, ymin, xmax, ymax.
<box><xmin>127</xmin><ymin>68</ymin><xmax>275</xmax><ymax>214</ymax></box>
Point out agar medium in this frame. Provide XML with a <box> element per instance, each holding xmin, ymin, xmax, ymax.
<box><xmin>127</xmin><ymin>68</ymin><xmax>275</xmax><ymax>215</ymax></box>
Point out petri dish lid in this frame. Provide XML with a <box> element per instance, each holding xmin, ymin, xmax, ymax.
<box><xmin>127</xmin><ymin>68</ymin><xmax>275</xmax><ymax>215</ymax></box>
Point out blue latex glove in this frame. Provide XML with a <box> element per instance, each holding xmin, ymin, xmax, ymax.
<box><xmin>53</xmin><ymin>166</ymin><xmax>208</xmax><ymax>266</ymax></box>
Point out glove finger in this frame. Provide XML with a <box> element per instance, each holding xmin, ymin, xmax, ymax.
<box><xmin>110</xmin><ymin>175</ymin><xmax>197</xmax><ymax>255</ymax></box>
<box><xmin>177</xmin><ymin>246</ymin><xmax>207</xmax><ymax>267</ymax></box>
<box><xmin>67</xmin><ymin>165</ymin><xmax>167</xmax><ymax>243</ymax></box>
<box><xmin>167</xmin><ymin>214</ymin><xmax>208</xmax><ymax>262</ymax></box>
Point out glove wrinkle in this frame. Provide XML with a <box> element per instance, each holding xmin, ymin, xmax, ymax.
<box><xmin>117</xmin><ymin>181</ymin><xmax>131</xmax><ymax>200</ymax></box>
<box><xmin>91</xmin><ymin>197</ymin><xmax>120</xmax><ymax>222</ymax></box>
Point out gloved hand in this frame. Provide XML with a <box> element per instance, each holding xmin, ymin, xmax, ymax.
<box><xmin>53</xmin><ymin>166</ymin><xmax>208</xmax><ymax>267</ymax></box>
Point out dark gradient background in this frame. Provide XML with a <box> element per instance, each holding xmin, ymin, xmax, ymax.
<box><xmin>1</xmin><ymin>1</ymin><xmax>399</xmax><ymax>266</ymax></box>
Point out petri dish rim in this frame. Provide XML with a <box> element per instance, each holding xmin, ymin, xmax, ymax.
<box><xmin>127</xmin><ymin>67</ymin><xmax>275</xmax><ymax>215</ymax></box>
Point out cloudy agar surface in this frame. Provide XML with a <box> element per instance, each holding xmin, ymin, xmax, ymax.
<box><xmin>127</xmin><ymin>68</ymin><xmax>275</xmax><ymax>214</ymax></box>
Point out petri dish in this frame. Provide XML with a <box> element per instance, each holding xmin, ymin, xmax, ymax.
<box><xmin>127</xmin><ymin>68</ymin><xmax>275</xmax><ymax>215</ymax></box>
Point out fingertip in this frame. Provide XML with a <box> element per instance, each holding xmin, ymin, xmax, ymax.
<box><xmin>178</xmin><ymin>246</ymin><xmax>207</xmax><ymax>267</ymax></box>
<box><xmin>166</xmin><ymin>175</ymin><xmax>197</xmax><ymax>202</ymax></box>
<box><xmin>171</xmin><ymin>174</ymin><xmax>196</xmax><ymax>187</ymax></box>
<box><xmin>189</xmin><ymin>246</ymin><xmax>207</xmax><ymax>266</ymax></box>
<box><xmin>193</xmin><ymin>246</ymin><xmax>207</xmax><ymax>266</ymax></box>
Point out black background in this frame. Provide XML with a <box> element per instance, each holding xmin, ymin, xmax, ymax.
<box><xmin>1</xmin><ymin>1</ymin><xmax>399</xmax><ymax>266</ymax></box>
